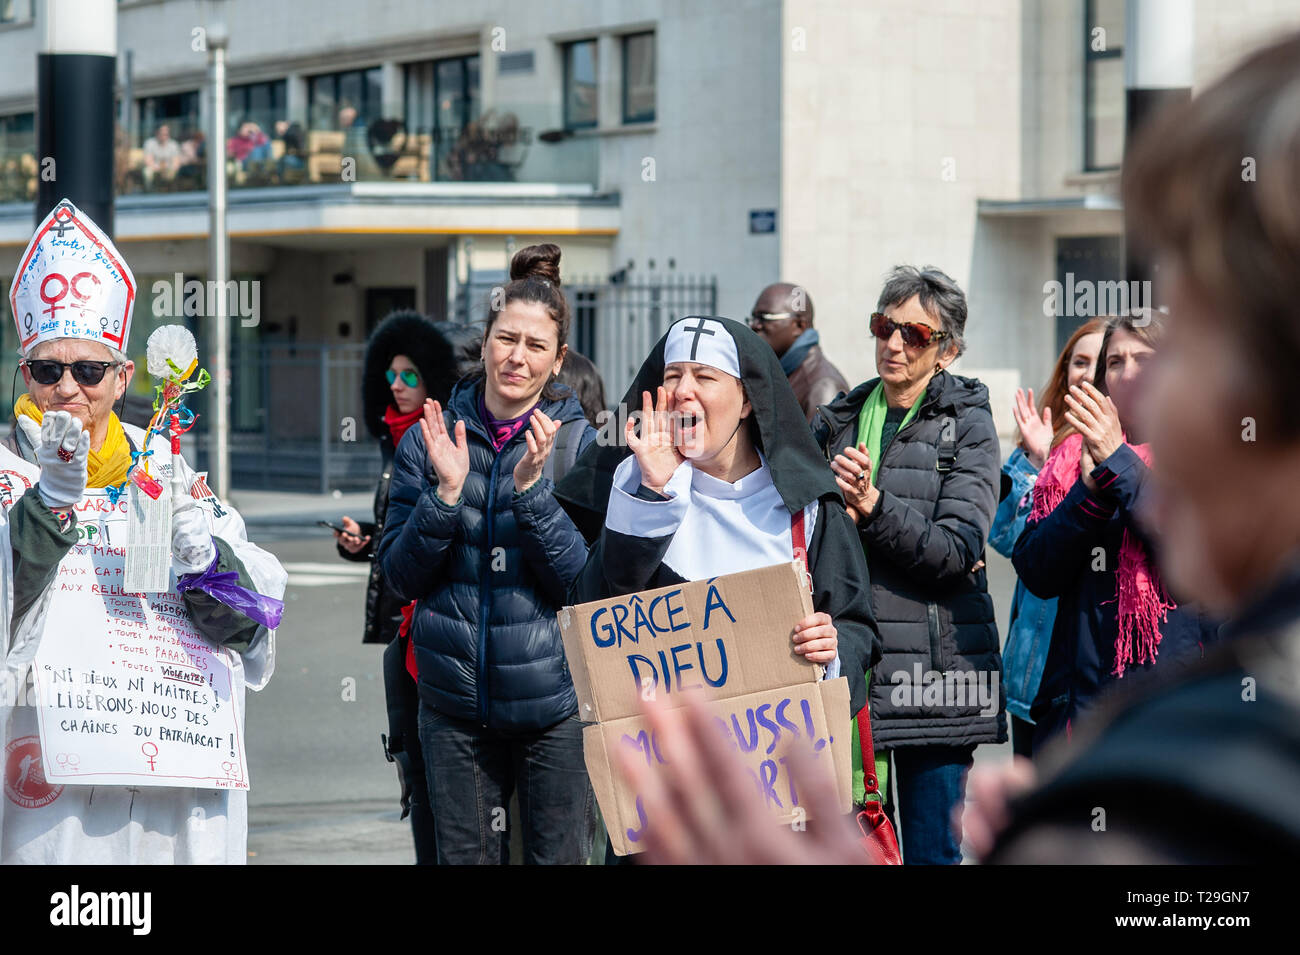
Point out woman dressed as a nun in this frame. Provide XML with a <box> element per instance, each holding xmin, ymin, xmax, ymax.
<box><xmin>557</xmin><ymin>317</ymin><xmax>880</xmax><ymax>718</ymax></box>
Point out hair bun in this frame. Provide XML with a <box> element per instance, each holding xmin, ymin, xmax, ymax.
<box><xmin>510</xmin><ymin>243</ymin><xmax>562</xmax><ymax>287</ymax></box>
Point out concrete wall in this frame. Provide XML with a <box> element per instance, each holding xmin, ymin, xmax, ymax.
<box><xmin>779</xmin><ymin>0</ymin><xmax>1024</xmax><ymax>392</ymax></box>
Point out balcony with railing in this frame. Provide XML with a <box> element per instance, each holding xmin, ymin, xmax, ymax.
<box><xmin>0</xmin><ymin>103</ymin><xmax>598</xmax><ymax>207</ymax></box>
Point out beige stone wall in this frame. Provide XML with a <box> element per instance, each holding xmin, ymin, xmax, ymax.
<box><xmin>779</xmin><ymin>0</ymin><xmax>1024</xmax><ymax>394</ymax></box>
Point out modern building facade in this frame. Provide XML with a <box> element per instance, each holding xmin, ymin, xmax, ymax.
<box><xmin>0</xmin><ymin>0</ymin><xmax>1296</xmax><ymax>487</ymax></box>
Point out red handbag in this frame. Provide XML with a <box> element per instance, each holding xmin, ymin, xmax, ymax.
<box><xmin>791</xmin><ymin>508</ymin><xmax>901</xmax><ymax>864</ymax></box>
<box><xmin>855</xmin><ymin>705</ymin><xmax>902</xmax><ymax>864</ymax></box>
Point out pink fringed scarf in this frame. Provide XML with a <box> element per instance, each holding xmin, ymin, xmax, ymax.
<box><xmin>1029</xmin><ymin>432</ymin><xmax>1175</xmax><ymax>678</ymax></box>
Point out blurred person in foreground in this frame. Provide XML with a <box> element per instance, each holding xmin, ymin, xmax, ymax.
<box><xmin>988</xmin><ymin>319</ymin><xmax>1104</xmax><ymax>757</ymax></box>
<box><xmin>612</xmin><ymin>32</ymin><xmax>1300</xmax><ymax>862</ymax></box>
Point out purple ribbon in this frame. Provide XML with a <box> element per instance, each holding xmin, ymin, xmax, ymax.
<box><xmin>176</xmin><ymin>551</ymin><xmax>285</xmax><ymax>629</ymax></box>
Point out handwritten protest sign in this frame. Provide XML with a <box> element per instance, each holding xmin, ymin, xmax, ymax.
<box><xmin>30</xmin><ymin>491</ymin><xmax>248</xmax><ymax>790</ymax></box>
<box><xmin>558</xmin><ymin>561</ymin><xmax>851</xmax><ymax>856</ymax></box>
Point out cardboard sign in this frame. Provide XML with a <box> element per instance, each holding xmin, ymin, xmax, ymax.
<box><xmin>30</xmin><ymin>491</ymin><xmax>248</xmax><ymax>790</ymax></box>
<box><xmin>558</xmin><ymin>561</ymin><xmax>852</xmax><ymax>856</ymax></box>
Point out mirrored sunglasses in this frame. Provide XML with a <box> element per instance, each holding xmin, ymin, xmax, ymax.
<box><xmin>869</xmin><ymin>312</ymin><xmax>949</xmax><ymax>349</ymax></box>
<box><xmin>386</xmin><ymin>369</ymin><xmax>420</xmax><ymax>387</ymax></box>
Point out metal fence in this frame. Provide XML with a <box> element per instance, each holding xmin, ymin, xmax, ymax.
<box><xmin>193</xmin><ymin>342</ymin><xmax>380</xmax><ymax>493</ymax></box>
<box><xmin>454</xmin><ymin>272</ymin><xmax>718</xmax><ymax>401</ymax></box>
<box><xmin>210</xmin><ymin>274</ymin><xmax>717</xmax><ymax>491</ymax></box>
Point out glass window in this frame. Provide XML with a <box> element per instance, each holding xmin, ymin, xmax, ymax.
<box><xmin>309</xmin><ymin>73</ymin><xmax>337</xmax><ymax>129</ymax></box>
<box><xmin>0</xmin><ymin>111</ymin><xmax>35</xmax><ymax>194</ymax></box>
<box><xmin>229</xmin><ymin>80</ymin><xmax>286</xmax><ymax>139</ymax></box>
<box><xmin>564</xmin><ymin>39</ymin><xmax>598</xmax><ymax>129</ymax></box>
<box><xmin>306</xmin><ymin>67</ymin><xmax>385</xmax><ymax>131</ymax></box>
<box><xmin>406</xmin><ymin>55</ymin><xmax>483</xmax><ymax>181</ymax></box>
<box><xmin>136</xmin><ymin>91</ymin><xmax>200</xmax><ymax>146</ymax></box>
<box><xmin>1087</xmin><ymin>57</ymin><xmax>1124</xmax><ymax>170</ymax></box>
<box><xmin>1084</xmin><ymin>0</ymin><xmax>1124</xmax><ymax>171</ymax></box>
<box><xmin>622</xmin><ymin>32</ymin><xmax>655</xmax><ymax>124</ymax></box>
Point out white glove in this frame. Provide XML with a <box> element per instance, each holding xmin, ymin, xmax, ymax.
<box><xmin>34</xmin><ymin>411</ymin><xmax>90</xmax><ymax>509</ymax></box>
<box><xmin>171</xmin><ymin>462</ymin><xmax>216</xmax><ymax>574</ymax></box>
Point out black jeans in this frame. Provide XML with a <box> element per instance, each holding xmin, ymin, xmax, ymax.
<box><xmin>419</xmin><ymin>701</ymin><xmax>594</xmax><ymax>864</ymax></box>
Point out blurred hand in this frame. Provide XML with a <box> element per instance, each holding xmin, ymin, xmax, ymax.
<box><xmin>335</xmin><ymin>515</ymin><xmax>370</xmax><ymax>554</ymax></box>
<box><xmin>1013</xmin><ymin>387</ymin><xmax>1052</xmax><ymax>470</ymax></box>
<box><xmin>956</xmin><ymin>756</ymin><xmax>1037</xmax><ymax>862</ymax></box>
<box><xmin>792</xmin><ymin>611</ymin><xmax>837</xmax><ymax>664</ymax></box>
<box><xmin>420</xmin><ymin>399</ymin><xmax>470</xmax><ymax>506</ymax></box>
<box><xmin>626</xmin><ymin>388</ymin><xmax>684</xmax><ymax>493</ymax></box>
<box><xmin>831</xmin><ymin>443</ymin><xmax>879</xmax><ymax>517</ymax></box>
<box><xmin>512</xmin><ymin>409</ymin><xmax>560</xmax><ymax>493</ymax></box>
<box><xmin>614</xmin><ymin>692</ymin><xmax>868</xmax><ymax>865</ymax></box>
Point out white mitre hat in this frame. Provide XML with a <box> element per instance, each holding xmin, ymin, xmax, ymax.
<box><xmin>9</xmin><ymin>198</ymin><xmax>136</xmax><ymax>356</ymax></box>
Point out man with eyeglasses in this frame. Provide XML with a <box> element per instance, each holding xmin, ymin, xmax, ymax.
<box><xmin>748</xmin><ymin>282</ymin><xmax>849</xmax><ymax>423</ymax></box>
<box><xmin>0</xmin><ymin>200</ymin><xmax>286</xmax><ymax>865</ymax></box>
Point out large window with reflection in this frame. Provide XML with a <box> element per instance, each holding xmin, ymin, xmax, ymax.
<box><xmin>1084</xmin><ymin>0</ymin><xmax>1125</xmax><ymax>171</ymax></box>
<box><xmin>622</xmin><ymin>32</ymin><xmax>655</xmax><ymax>124</ymax></box>
<box><xmin>307</xmin><ymin>67</ymin><xmax>384</xmax><ymax>131</ymax></box>
<box><xmin>0</xmin><ymin>112</ymin><xmax>35</xmax><ymax>203</ymax></box>
<box><xmin>563</xmin><ymin>39</ymin><xmax>598</xmax><ymax>130</ymax></box>
<box><xmin>229</xmin><ymin>80</ymin><xmax>286</xmax><ymax>140</ymax></box>
<box><xmin>405</xmin><ymin>55</ymin><xmax>482</xmax><ymax>181</ymax></box>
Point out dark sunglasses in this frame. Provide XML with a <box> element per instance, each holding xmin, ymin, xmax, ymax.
<box><xmin>23</xmin><ymin>359</ymin><xmax>121</xmax><ymax>386</ymax></box>
<box><xmin>869</xmin><ymin>312</ymin><xmax>949</xmax><ymax>349</ymax></box>
<box><xmin>386</xmin><ymin>368</ymin><xmax>420</xmax><ymax>388</ymax></box>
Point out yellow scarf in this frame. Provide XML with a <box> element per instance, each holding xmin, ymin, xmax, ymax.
<box><xmin>14</xmin><ymin>393</ymin><xmax>134</xmax><ymax>489</ymax></box>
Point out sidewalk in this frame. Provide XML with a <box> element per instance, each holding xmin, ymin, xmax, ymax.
<box><xmin>228</xmin><ymin>488</ymin><xmax>374</xmax><ymax>529</ymax></box>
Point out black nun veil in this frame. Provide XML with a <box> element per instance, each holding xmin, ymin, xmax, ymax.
<box><xmin>554</xmin><ymin>316</ymin><xmax>840</xmax><ymax>538</ymax></box>
<box><xmin>556</xmin><ymin>315</ymin><xmax>880</xmax><ymax>720</ymax></box>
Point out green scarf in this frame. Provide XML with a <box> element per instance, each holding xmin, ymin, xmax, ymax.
<box><xmin>850</xmin><ymin>382</ymin><xmax>926</xmax><ymax>803</ymax></box>
<box><xmin>854</xmin><ymin>380</ymin><xmax>926</xmax><ymax>487</ymax></box>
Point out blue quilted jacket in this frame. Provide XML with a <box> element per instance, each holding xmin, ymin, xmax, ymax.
<box><xmin>378</xmin><ymin>377</ymin><xmax>595</xmax><ymax>731</ymax></box>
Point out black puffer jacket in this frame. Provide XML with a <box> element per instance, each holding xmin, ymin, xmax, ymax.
<box><xmin>378</xmin><ymin>377</ymin><xmax>597</xmax><ymax>731</ymax></box>
<box><xmin>812</xmin><ymin>371</ymin><xmax>1007</xmax><ymax>749</ymax></box>
<box><xmin>340</xmin><ymin>313</ymin><xmax>480</xmax><ymax>644</ymax></box>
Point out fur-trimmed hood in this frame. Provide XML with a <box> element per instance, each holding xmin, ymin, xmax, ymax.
<box><xmin>362</xmin><ymin>312</ymin><xmax>480</xmax><ymax>441</ymax></box>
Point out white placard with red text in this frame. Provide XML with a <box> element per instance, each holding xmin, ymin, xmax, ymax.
<box><xmin>30</xmin><ymin>491</ymin><xmax>248</xmax><ymax>789</ymax></box>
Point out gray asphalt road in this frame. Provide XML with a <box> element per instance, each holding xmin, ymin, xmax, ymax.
<box><xmin>244</xmin><ymin>530</ymin><xmax>1018</xmax><ymax>864</ymax></box>
<box><xmin>245</xmin><ymin>531</ymin><xmax>415</xmax><ymax>864</ymax></box>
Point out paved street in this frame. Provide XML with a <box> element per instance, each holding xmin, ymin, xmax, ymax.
<box><xmin>241</xmin><ymin>497</ymin><xmax>1016</xmax><ymax>865</ymax></box>
<box><xmin>244</xmin><ymin>530</ymin><xmax>415</xmax><ymax>864</ymax></box>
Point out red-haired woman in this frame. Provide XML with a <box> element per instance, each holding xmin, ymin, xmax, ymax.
<box><xmin>1011</xmin><ymin>314</ymin><xmax>1220</xmax><ymax>750</ymax></box>
<box><xmin>988</xmin><ymin>319</ymin><xmax>1103</xmax><ymax>756</ymax></box>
